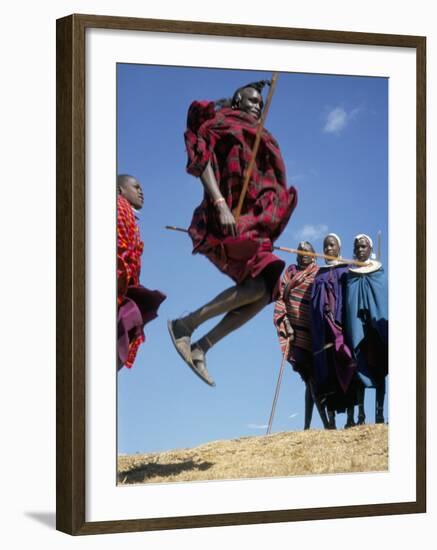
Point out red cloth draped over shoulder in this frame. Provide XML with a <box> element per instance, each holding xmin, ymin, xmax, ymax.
<box><xmin>117</xmin><ymin>195</ymin><xmax>144</xmax><ymax>303</ymax></box>
<box><xmin>184</xmin><ymin>101</ymin><xmax>298</xmax><ymax>299</ymax></box>
<box><xmin>117</xmin><ymin>195</ymin><xmax>166</xmax><ymax>369</ymax></box>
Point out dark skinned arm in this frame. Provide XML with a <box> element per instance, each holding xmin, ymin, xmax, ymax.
<box><xmin>200</xmin><ymin>161</ymin><xmax>237</xmax><ymax>236</ymax></box>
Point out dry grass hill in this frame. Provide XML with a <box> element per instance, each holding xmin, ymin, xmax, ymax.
<box><xmin>118</xmin><ymin>423</ymin><xmax>388</xmax><ymax>485</ymax></box>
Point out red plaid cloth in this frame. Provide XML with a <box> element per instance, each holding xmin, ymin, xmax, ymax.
<box><xmin>185</xmin><ymin>101</ymin><xmax>297</xmax><ymax>296</ymax></box>
<box><xmin>117</xmin><ymin>196</ymin><xmax>166</xmax><ymax>369</ymax></box>
<box><xmin>117</xmin><ymin>195</ymin><xmax>144</xmax><ymax>304</ymax></box>
<box><xmin>117</xmin><ymin>195</ymin><xmax>145</xmax><ymax>368</ymax></box>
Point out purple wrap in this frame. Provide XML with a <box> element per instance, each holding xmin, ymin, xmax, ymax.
<box><xmin>117</xmin><ymin>286</ymin><xmax>166</xmax><ymax>366</ymax></box>
<box><xmin>310</xmin><ymin>265</ymin><xmax>356</xmax><ymax>396</ymax></box>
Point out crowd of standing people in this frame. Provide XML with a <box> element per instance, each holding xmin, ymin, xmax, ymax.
<box><xmin>274</xmin><ymin>233</ymin><xmax>388</xmax><ymax>429</ymax></box>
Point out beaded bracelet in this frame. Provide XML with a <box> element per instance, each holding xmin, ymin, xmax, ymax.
<box><xmin>214</xmin><ymin>197</ymin><xmax>226</xmax><ymax>206</ymax></box>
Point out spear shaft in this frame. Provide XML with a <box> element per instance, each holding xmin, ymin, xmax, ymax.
<box><xmin>274</xmin><ymin>245</ymin><xmax>367</xmax><ymax>267</ymax></box>
<box><xmin>266</xmin><ymin>339</ymin><xmax>289</xmax><ymax>435</ymax></box>
<box><xmin>165</xmin><ymin>225</ymin><xmax>367</xmax><ymax>267</ymax></box>
<box><xmin>233</xmin><ymin>73</ymin><xmax>279</xmax><ymax>223</ymax></box>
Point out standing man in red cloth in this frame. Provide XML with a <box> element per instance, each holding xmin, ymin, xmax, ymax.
<box><xmin>168</xmin><ymin>80</ymin><xmax>297</xmax><ymax>386</ymax></box>
<box><xmin>117</xmin><ymin>174</ymin><xmax>166</xmax><ymax>371</ymax></box>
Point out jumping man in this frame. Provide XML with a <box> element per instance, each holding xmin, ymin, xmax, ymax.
<box><xmin>168</xmin><ymin>81</ymin><xmax>297</xmax><ymax>386</ymax></box>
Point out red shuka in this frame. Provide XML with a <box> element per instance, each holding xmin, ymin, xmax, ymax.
<box><xmin>117</xmin><ymin>195</ymin><xmax>145</xmax><ymax>368</ymax></box>
<box><xmin>117</xmin><ymin>195</ymin><xmax>166</xmax><ymax>370</ymax></box>
<box><xmin>117</xmin><ymin>195</ymin><xmax>144</xmax><ymax>304</ymax></box>
<box><xmin>185</xmin><ymin>101</ymin><xmax>297</xmax><ymax>298</ymax></box>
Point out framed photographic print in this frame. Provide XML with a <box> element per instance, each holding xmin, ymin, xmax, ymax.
<box><xmin>56</xmin><ymin>14</ymin><xmax>426</xmax><ymax>535</ymax></box>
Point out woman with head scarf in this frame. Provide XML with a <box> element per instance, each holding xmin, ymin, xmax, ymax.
<box><xmin>345</xmin><ymin>234</ymin><xmax>388</xmax><ymax>424</ymax></box>
<box><xmin>310</xmin><ymin>233</ymin><xmax>358</xmax><ymax>429</ymax></box>
<box><xmin>273</xmin><ymin>241</ymin><xmax>329</xmax><ymax>429</ymax></box>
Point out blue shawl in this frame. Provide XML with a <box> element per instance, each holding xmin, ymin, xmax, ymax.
<box><xmin>345</xmin><ymin>267</ymin><xmax>388</xmax><ymax>386</ymax></box>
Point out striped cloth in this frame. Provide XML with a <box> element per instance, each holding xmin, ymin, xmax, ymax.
<box><xmin>273</xmin><ymin>262</ymin><xmax>319</xmax><ymax>359</ymax></box>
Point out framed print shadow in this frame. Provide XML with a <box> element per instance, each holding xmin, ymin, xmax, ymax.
<box><xmin>56</xmin><ymin>14</ymin><xmax>426</xmax><ymax>535</ymax></box>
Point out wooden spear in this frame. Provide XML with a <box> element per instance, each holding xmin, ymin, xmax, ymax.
<box><xmin>165</xmin><ymin>226</ymin><xmax>367</xmax><ymax>267</ymax></box>
<box><xmin>266</xmin><ymin>339</ymin><xmax>289</xmax><ymax>435</ymax></box>
<box><xmin>274</xmin><ymin>245</ymin><xmax>367</xmax><ymax>267</ymax></box>
<box><xmin>233</xmin><ymin>73</ymin><xmax>279</xmax><ymax>223</ymax></box>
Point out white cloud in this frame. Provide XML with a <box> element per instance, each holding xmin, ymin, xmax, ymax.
<box><xmin>323</xmin><ymin>106</ymin><xmax>361</xmax><ymax>134</ymax></box>
<box><xmin>288</xmin><ymin>413</ymin><xmax>299</xmax><ymax>419</ymax></box>
<box><xmin>247</xmin><ymin>423</ymin><xmax>268</xmax><ymax>430</ymax></box>
<box><xmin>292</xmin><ymin>224</ymin><xmax>328</xmax><ymax>242</ymax></box>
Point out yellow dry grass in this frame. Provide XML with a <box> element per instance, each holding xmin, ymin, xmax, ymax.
<box><xmin>117</xmin><ymin>424</ymin><xmax>388</xmax><ymax>485</ymax></box>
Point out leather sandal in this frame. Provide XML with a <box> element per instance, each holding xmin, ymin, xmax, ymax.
<box><xmin>167</xmin><ymin>319</ymin><xmax>193</xmax><ymax>368</ymax></box>
<box><xmin>190</xmin><ymin>345</ymin><xmax>216</xmax><ymax>387</ymax></box>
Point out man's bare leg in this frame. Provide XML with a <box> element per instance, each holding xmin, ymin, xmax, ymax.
<box><xmin>168</xmin><ymin>276</ymin><xmax>266</xmax><ymax>361</ymax></box>
<box><xmin>357</xmin><ymin>382</ymin><xmax>366</xmax><ymax>425</ymax></box>
<box><xmin>193</xmin><ymin>291</ymin><xmax>270</xmax><ymax>351</ymax></box>
<box><xmin>173</xmin><ymin>275</ymin><xmax>268</xmax><ymax>337</ymax></box>
<box><xmin>375</xmin><ymin>379</ymin><xmax>386</xmax><ymax>423</ymax></box>
<box><xmin>304</xmin><ymin>383</ymin><xmax>314</xmax><ymax>430</ymax></box>
<box><xmin>327</xmin><ymin>410</ymin><xmax>337</xmax><ymax>429</ymax></box>
<box><xmin>307</xmin><ymin>379</ymin><xmax>330</xmax><ymax>429</ymax></box>
<box><xmin>189</xmin><ymin>291</ymin><xmax>270</xmax><ymax>382</ymax></box>
<box><xmin>344</xmin><ymin>406</ymin><xmax>356</xmax><ymax>429</ymax></box>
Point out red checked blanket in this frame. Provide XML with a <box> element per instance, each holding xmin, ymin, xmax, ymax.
<box><xmin>185</xmin><ymin>101</ymin><xmax>297</xmax><ymax>298</ymax></box>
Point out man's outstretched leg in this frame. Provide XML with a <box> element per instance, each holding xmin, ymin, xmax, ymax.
<box><xmin>168</xmin><ymin>275</ymin><xmax>268</xmax><ymax>375</ymax></box>
<box><xmin>189</xmin><ymin>291</ymin><xmax>270</xmax><ymax>385</ymax></box>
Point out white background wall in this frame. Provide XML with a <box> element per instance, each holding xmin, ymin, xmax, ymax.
<box><xmin>1</xmin><ymin>1</ymin><xmax>434</xmax><ymax>548</ymax></box>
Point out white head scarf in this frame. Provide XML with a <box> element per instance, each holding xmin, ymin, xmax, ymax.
<box><xmin>353</xmin><ymin>233</ymin><xmax>376</xmax><ymax>260</ymax></box>
<box><xmin>324</xmin><ymin>233</ymin><xmax>342</xmax><ymax>265</ymax></box>
<box><xmin>325</xmin><ymin>233</ymin><xmax>341</xmax><ymax>248</ymax></box>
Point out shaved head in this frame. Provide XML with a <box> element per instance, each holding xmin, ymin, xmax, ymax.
<box><xmin>117</xmin><ymin>174</ymin><xmax>136</xmax><ymax>190</ymax></box>
<box><xmin>117</xmin><ymin>174</ymin><xmax>144</xmax><ymax>210</ymax></box>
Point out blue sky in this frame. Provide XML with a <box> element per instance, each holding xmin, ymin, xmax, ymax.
<box><xmin>116</xmin><ymin>64</ymin><xmax>388</xmax><ymax>455</ymax></box>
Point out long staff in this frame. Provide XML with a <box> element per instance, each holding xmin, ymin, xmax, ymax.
<box><xmin>233</xmin><ymin>73</ymin><xmax>279</xmax><ymax>223</ymax></box>
<box><xmin>165</xmin><ymin>226</ymin><xmax>367</xmax><ymax>267</ymax></box>
<box><xmin>274</xmin><ymin>245</ymin><xmax>366</xmax><ymax>267</ymax></box>
<box><xmin>266</xmin><ymin>340</ymin><xmax>290</xmax><ymax>435</ymax></box>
